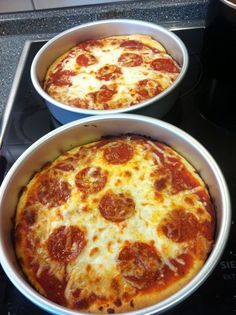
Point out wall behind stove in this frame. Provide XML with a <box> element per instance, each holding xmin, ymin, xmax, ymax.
<box><xmin>0</xmin><ymin>0</ymin><xmax>208</xmax><ymax>13</ymax></box>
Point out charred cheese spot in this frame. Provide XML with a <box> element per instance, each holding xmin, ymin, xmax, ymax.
<box><xmin>89</xmin><ymin>247</ymin><xmax>99</xmax><ymax>256</ymax></box>
<box><xmin>115</xmin><ymin>179</ymin><xmax>122</xmax><ymax>186</ymax></box>
<box><xmin>21</xmin><ymin>206</ymin><xmax>37</xmax><ymax>226</ymax></box>
<box><xmin>184</xmin><ymin>196</ymin><xmax>194</xmax><ymax>205</ymax></box>
<box><xmin>154</xmin><ymin>191</ymin><xmax>164</xmax><ymax>202</ymax></box>
<box><xmin>114</xmin><ymin>298</ymin><xmax>122</xmax><ymax>307</ymax></box>
<box><xmin>123</xmin><ymin>170</ymin><xmax>132</xmax><ymax>177</ymax></box>
<box><xmin>107</xmin><ymin>308</ymin><xmax>115</xmax><ymax>313</ymax></box>
<box><xmin>197</xmin><ymin>207</ymin><xmax>205</xmax><ymax>215</ymax></box>
<box><xmin>93</xmin><ymin>235</ymin><xmax>98</xmax><ymax>242</ymax></box>
<box><xmin>107</xmin><ymin>241</ymin><xmax>113</xmax><ymax>252</ymax></box>
<box><xmin>81</xmin><ymin>205</ymin><xmax>90</xmax><ymax>212</ymax></box>
<box><xmin>154</xmin><ymin>177</ymin><xmax>168</xmax><ymax>191</ymax></box>
<box><xmin>75</xmin><ymin>292</ymin><xmax>98</xmax><ymax>310</ymax></box>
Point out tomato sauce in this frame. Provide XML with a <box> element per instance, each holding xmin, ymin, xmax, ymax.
<box><xmin>49</xmin><ymin>69</ymin><xmax>76</xmax><ymax>87</ymax></box>
<box><xmin>37</xmin><ymin>268</ymin><xmax>67</xmax><ymax>306</ymax></box>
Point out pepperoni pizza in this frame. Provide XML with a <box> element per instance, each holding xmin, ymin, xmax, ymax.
<box><xmin>14</xmin><ymin>135</ymin><xmax>215</xmax><ymax>313</ymax></box>
<box><xmin>43</xmin><ymin>35</ymin><xmax>181</xmax><ymax>110</ymax></box>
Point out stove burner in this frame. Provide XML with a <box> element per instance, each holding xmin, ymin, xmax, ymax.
<box><xmin>198</xmin><ymin>75</ymin><xmax>236</xmax><ymax>132</ymax></box>
<box><xmin>179</xmin><ymin>53</ymin><xmax>203</xmax><ymax>98</ymax></box>
<box><xmin>198</xmin><ymin>0</ymin><xmax>236</xmax><ymax>132</ymax></box>
<box><xmin>0</xmin><ymin>149</ymin><xmax>7</xmax><ymax>183</ymax></box>
<box><xmin>51</xmin><ymin>115</ymin><xmax>62</xmax><ymax>129</ymax></box>
<box><xmin>14</xmin><ymin>109</ymin><xmax>56</xmax><ymax>143</ymax></box>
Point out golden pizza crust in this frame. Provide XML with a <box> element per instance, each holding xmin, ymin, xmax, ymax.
<box><xmin>86</xmin><ymin>259</ymin><xmax>204</xmax><ymax>313</ymax></box>
<box><xmin>106</xmin><ymin>34</ymin><xmax>167</xmax><ymax>52</ymax></box>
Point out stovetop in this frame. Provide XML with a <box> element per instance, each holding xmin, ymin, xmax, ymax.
<box><xmin>0</xmin><ymin>27</ymin><xmax>236</xmax><ymax>315</ymax></box>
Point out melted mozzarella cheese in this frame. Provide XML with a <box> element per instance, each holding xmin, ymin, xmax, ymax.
<box><xmin>45</xmin><ymin>34</ymin><xmax>180</xmax><ymax>109</ymax></box>
<box><xmin>15</xmin><ymin>137</ymin><xmax>214</xmax><ymax>311</ymax></box>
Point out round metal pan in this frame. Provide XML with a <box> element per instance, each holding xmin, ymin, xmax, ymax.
<box><xmin>0</xmin><ymin>114</ymin><xmax>231</xmax><ymax>315</ymax></box>
<box><xmin>31</xmin><ymin>20</ymin><xmax>189</xmax><ymax>124</ymax></box>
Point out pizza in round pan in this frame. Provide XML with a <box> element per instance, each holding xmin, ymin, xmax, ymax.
<box><xmin>14</xmin><ymin>135</ymin><xmax>215</xmax><ymax>313</ymax></box>
<box><xmin>43</xmin><ymin>35</ymin><xmax>181</xmax><ymax>110</ymax></box>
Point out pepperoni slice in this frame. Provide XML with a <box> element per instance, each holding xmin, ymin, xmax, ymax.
<box><xmin>75</xmin><ymin>166</ymin><xmax>107</xmax><ymax>194</ymax></box>
<box><xmin>75</xmin><ymin>292</ymin><xmax>98</xmax><ymax>310</ymax></box>
<box><xmin>37</xmin><ymin>268</ymin><xmax>67</xmax><ymax>305</ymax></box>
<box><xmin>21</xmin><ymin>206</ymin><xmax>37</xmax><ymax>227</ymax></box>
<box><xmin>93</xmin><ymin>85</ymin><xmax>117</xmax><ymax>104</ymax></box>
<box><xmin>120</xmin><ymin>40</ymin><xmax>144</xmax><ymax>49</ymax></box>
<box><xmin>118</xmin><ymin>53</ymin><xmax>143</xmax><ymax>67</ymax></box>
<box><xmin>76</xmin><ymin>53</ymin><xmax>97</xmax><ymax>67</ymax></box>
<box><xmin>137</xmin><ymin>79</ymin><xmax>163</xmax><ymax>100</ymax></box>
<box><xmin>55</xmin><ymin>157</ymin><xmax>76</xmax><ymax>171</ymax></box>
<box><xmin>96</xmin><ymin>65</ymin><xmax>122</xmax><ymax>81</ymax></box>
<box><xmin>153</xmin><ymin>161</ymin><xmax>199</xmax><ymax>195</ymax></box>
<box><xmin>172</xmin><ymin>168</ymin><xmax>199</xmax><ymax>194</ymax></box>
<box><xmin>99</xmin><ymin>191</ymin><xmax>135</xmax><ymax>222</ymax></box>
<box><xmin>120</xmin><ymin>40</ymin><xmax>159</xmax><ymax>53</ymax></box>
<box><xmin>158</xmin><ymin>253</ymin><xmax>193</xmax><ymax>289</ymax></box>
<box><xmin>103</xmin><ymin>142</ymin><xmax>134</xmax><ymax>164</ymax></box>
<box><xmin>77</xmin><ymin>39</ymin><xmax>103</xmax><ymax>51</ymax></box>
<box><xmin>151</xmin><ymin>58</ymin><xmax>180</xmax><ymax>73</ymax></box>
<box><xmin>49</xmin><ymin>69</ymin><xmax>76</xmax><ymax>87</ymax></box>
<box><xmin>47</xmin><ymin>225</ymin><xmax>86</xmax><ymax>263</ymax></box>
<box><xmin>30</xmin><ymin>175</ymin><xmax>71</xmax><ymax>208</ymax></box>
<box><xmin>160</xmin><ymin>208</ymin><xmax>200</xmax><ymax>242</ymax></box>
<box><xmin>118</xmin><ymin>242</ymin><xmax>161</xmax><ymax>289</ymax></box>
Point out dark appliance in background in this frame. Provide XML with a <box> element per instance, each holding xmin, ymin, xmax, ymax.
<box><xmin>0</xmin><ymin>4</ymin><xmax>236</xmax><ymax>315</ymax></box>
<box><xmin>199</xmin><ymin>0</ymin><xmax>236</xmax><ymax>131</ymax></box>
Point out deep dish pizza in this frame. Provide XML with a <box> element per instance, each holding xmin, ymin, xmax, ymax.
<box><xmin>43</xmin><ymin>34</ymin><xmax>181</xmax><ymax>110</ymax></box>
<box><xmin>14</xmin><ymin>135</ymin><xmax>215</xmax><ymax>313</ymax></box>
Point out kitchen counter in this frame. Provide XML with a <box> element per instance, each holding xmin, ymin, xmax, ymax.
<box><xmin>0</xmin><ymin>0</ymin><xmax>208</xmax><ymax>119</ymax></box>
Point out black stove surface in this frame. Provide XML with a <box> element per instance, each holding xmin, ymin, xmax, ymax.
<box><xmin>0</xmin><ymin>27</ymin><xmax>236</xmax><ymax>315</ymax></box>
